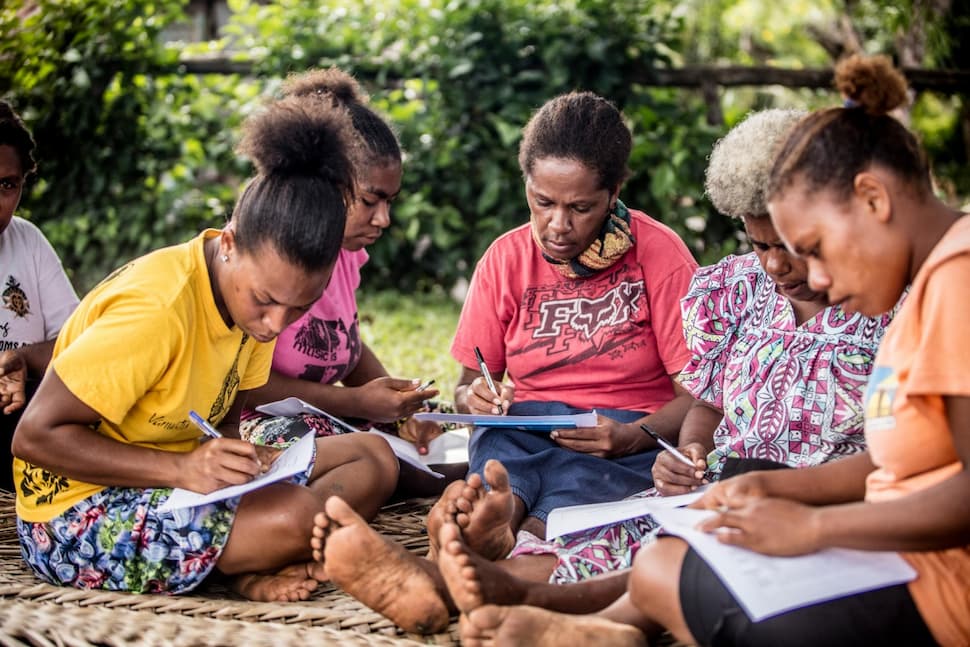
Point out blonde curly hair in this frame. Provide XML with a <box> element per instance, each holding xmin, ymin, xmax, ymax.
<box><xmin>704</xmin><ymin>109</ymin><xmax>806</xmax><ymax>219</ymax></box>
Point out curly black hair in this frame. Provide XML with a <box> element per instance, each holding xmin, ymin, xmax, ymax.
<box><xmin>768</xmin><ymin>55</ymin><xmax>929</xmax><ymax>202</ymax></box>
<box><xmin>282</xmin><ymin>67</ymin><xmax>401</xmax><ymax>169</ymax></box>
<box><xmin>0</xmin><ymin>100</ymin><xmax>38</xmax><ymax>182</ymax></box>
<box><xmin>518</xmin><ymin>92</ymin><xmax>631</xmax><ymax>191</ymax></box>
<box><xmin>232</xmin><ymin>94</ymin><xmax>356</xmax><ymax>273</ymax></box>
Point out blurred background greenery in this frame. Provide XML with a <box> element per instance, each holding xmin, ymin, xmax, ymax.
<box><xmin>1</xmin><ymin>0</ymin><xmax>967</xmax><ymax>392</ymax></box>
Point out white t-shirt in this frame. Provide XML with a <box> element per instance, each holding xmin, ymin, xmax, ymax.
<box><xmin>0</xmin><ymin>216</ymin><xmax>78</xmax><ymax>351</ymax></box>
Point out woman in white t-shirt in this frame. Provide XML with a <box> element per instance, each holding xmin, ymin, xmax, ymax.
<box><xmin>0</xmin><ymin>101</ymin><xmax>79</xmax><ymax>491</ymax></box>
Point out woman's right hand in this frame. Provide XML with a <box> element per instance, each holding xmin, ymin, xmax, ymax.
<box><xmin>652</xmin><ymin>442</ymin><xmax>708</xmax><ymax>496</ymax></box>
<box><xmin>693</xmin><ymin>471</ymin><xmax>770</xmax><ymax>510</ymax></box>
<box><xmin>179</xmin><ymin>438</ymin><xmax>264</xmax><ymax>494</ymax></box>
<box><xmin>354</xmin><ymin>376</ymin><xmax>440</xmax><ymax>422</ymax></box>
<box><xmin>465</xmin><ymin>376</ymin><xmax>514</xmax><ymax>415</ymax></box>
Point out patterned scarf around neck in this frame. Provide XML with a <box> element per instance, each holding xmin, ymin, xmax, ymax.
<box><xmin>534</xmin><ymin>199</ymin><xmax>636</xmax><ymax>279</ymax></box>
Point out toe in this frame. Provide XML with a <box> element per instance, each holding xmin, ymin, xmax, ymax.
<box><xmin>484</xmin><ymin>460</ymin><xmax>510</xmax><ymax>491</ymax></box>
<box><xmin>439</xmin><ymin>521</ymin><xmax>462</xmax><ymax>549</ymax></box>
<box><xmin>324</xmin><ymin>495</ymin><xmax>362</xmax><ymax>526</ymax></box>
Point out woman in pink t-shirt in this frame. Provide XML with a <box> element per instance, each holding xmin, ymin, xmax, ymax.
<box><xmin>240</xmin><ymin>69</ymin><xmax>455</xmax><ymax>497</ymax></box>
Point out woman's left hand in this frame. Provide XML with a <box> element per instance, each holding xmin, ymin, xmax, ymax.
<box><xmin>550</xmin><ymin>415</ymin><xmax>644</xmax><ymax>458</ymax></box>
<box><xmin>696</xmin><ymin>496</ymin><xmax>823</xmax><ymax>556</ymax></box>
<box><xmin>398</xmin><ymin>418</ymin><xmax>444</xmax><ymax>455</ymax></box>
<box><xmin>252</xmin><ymin>444</ymin><xmax>282</xmax><ymax>473</ymax></box>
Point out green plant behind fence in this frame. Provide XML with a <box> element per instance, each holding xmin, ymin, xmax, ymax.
<box><xmin>0</xmin><ymin>0</ymin><xmax>964</xmax><ymax>295</ymax></box>
<box><xmin>0</xmin><ymin>0</ymin><xmax>724</xmax><ymax>294</ymax></box>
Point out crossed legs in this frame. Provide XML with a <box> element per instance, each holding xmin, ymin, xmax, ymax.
<box><xmin>216</xmin><ymin>433</ymin><xmax>399</xmax><ymax>602</ymax></box>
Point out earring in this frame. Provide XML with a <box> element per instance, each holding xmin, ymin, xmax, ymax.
<box><xmin>221</xmin><ymin>255</ymin><xmax>229</xmax><ymax>263</ymax></box>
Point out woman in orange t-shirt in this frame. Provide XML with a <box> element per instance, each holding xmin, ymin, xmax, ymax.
<box><xmin>450</xmin><ymin>55</ymin><xmax>969</xmax><ymax>647</ymax></box>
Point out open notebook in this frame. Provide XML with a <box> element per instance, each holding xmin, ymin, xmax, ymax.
<box><xmin>255</xmin><ymin>397</ymin><xmax>470</xmax><ymax>477</ymax></box>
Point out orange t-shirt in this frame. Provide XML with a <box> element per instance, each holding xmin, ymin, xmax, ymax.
<box><xmin>864</xmin><ymin>216</ymin><xmax>970</xmax><ymax>647</ymax></box>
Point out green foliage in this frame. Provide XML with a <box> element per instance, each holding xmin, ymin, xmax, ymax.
<box><xmin>0</xmin><ymin>0</ymin><xmax>261</xmax><ymax>290</ymax></box>
<box><xmin>1</xmin><ymin>0</ymin><xmax>966</xmax><ymax>294</ymax></box>
<box><xmin>219</xmin><ymin>0</ymin><xmax>723</xmax><ymax>290</ymax></box>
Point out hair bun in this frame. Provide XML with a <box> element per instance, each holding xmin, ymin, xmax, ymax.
<box><xmin>281</xmin><ymin>67</ymin><xmax>366</xmax><ymax>107</ymax></box>
<box><xmin>238</xmin><ymin>96</ymin><xmax>355</xmax><ymax>185</ymax></box>
<box><xmin>835</xmin><ymin>54</ymin><xmax>909</xmax><ymax>116</ymax></box>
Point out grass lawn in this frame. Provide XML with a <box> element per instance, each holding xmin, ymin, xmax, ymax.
<box><xmin>358</xmin><ymin>290</ymin><xmax>463</xmax><ymax>404</ymax></box>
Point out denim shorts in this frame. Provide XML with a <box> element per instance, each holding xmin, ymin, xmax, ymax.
<box><xmin>468</xmin><ymin>400</ymin><xmax>658</xmax><ymax>522</ymax></box>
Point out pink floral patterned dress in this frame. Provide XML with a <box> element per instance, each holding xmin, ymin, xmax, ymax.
<box><xmin>512</xmin><ymin>252</ymin><xmax>895</xmax><ymax>583</ymax></box>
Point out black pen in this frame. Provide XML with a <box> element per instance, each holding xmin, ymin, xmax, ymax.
<box><xmin>473</xmin><ymin>346</ymin><xmax>504</xmax><ymax>414</ymax></box>
<box><xmin>640</xmin><ymin>424</ymin><xmax>696</xmax><ymax>468</ymax></box>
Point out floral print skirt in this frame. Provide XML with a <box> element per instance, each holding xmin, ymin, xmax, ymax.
<box><xmin>18</xmin><ymin>452</ymin><xmax>315</xmax><ymax>594</ymax></box>
<box><xmin>18</xmin><ymin>487</ymin><xmax>237</xmax><ymax>594</ymax></box>
<box><xmin>242</xmin><ymin>412</ymin><xmax>341</xmax><ymax>448</ymax></box>
<box><xmin>509</xmin><ymin>488</ymin><xmax>662</xmax><ymax>584</ymax></box>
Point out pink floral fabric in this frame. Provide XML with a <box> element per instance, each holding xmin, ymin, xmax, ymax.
<box><xmin>679</xmin><ymin>252</ymin><xmax>893</xmax><ymax>475</ymax></box>
<box><xmin>519</xmin><ymin>253</ymin><xmax>895</xmax><ymax>584</ymax></box>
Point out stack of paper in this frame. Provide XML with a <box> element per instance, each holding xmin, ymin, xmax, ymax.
<box><xmin>545</xmin><ymin>489</ymin><xmax>704</xmax><ymax>540</ymax></box>
<box><xmin>546</xmin><ymin>492</ymin><xmax>917</xmax><ymax>621</ymax></box>
<box><xmin>649</xmin><ymin>506</ymin><xmax>917</xmax><ymax>621</ymax></box>
<box><xmin>413</xmin><ymin>411</ymin><xmax>597</xmax><ymax>431</ymax></box>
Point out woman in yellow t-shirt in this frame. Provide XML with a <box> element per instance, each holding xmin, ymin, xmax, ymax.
<box><xmin>445</xmin><ymin>56</ymin><xmax>969</xmax><ymax>647</ymax></box>
<box><xmin>11</xmin><ymin>83</ymin><xmax>400</xmax><ymax>601</ymax></box>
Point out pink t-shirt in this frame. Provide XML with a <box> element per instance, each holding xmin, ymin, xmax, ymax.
<box><xmin>271</xmin><ymin>248</ymin><xmax>366</xmax><ymax>385</ymax></box>
<box><xmin>451</xmin><ymin>209</ymin><xmax>697</xmax><ymax>413</ymax></box>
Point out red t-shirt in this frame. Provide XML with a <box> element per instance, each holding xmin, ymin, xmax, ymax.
<box><xmin>451</xmin><ymin>209</ymin><xmax>697</xmax><ymax>413</ymax></box>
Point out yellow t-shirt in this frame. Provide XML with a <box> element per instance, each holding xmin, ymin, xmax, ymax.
<box><xmin>15</xmin><ymin>230</ymin><xmax>274</xmax><ymax>522</ymax></box>
<box><xmin>864</xmin><ymin>216</ymin><xmax>970</xmax><ymax>647</ymax></box>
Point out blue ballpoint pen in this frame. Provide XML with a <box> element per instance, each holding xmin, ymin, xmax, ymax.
<box><xmin>189</xmin><ymin>410</ymin><xmax>223</xmax><ymax>439</ymax></box>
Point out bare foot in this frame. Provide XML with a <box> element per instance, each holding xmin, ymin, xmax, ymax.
<box><xmin>317</xmin><ymin>495</ymin><xmax>451</xmax><ymax>634</ymax></box>
<box><xmin>454</xmin><ymin>459</ymin><xmax>515</xmax><ymax>560</ymax></box>
<box><xmin>437</xmin><ymin>521</ymin><xmax>530</xmax><ymax>614</ymax></box>
<box><xmin>277</xmin><ymin>560</ymin><xmax>329</xmax><ymax>584</ymax></box>
<box><xmin>426</xmin><ymin>478</ymin><xmax>468</xmax><ymax>560</ymax></box>
<box><xmin>460</xmin><ymin>605</ymin><xmax>647</xmax><ymax>647</ymax></box>
<box><xmin>230</xmin><ymin>570</ymin><xmax>319</xmax><ymax>602</ymax></box>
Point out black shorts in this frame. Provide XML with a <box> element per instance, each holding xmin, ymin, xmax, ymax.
<box><xmin>679</xmin><ymin>547</ymin><xmax>938</xmax><ymax>647</ymax></box>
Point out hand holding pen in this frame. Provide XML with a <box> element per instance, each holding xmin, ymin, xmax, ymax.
<box><xmin>642</xmin><ymin>424</ymin><xmax>710</xmax><ymax>496</ymax></box>
<box><xmin>471</xmin><ymin>346</ymin><xmax>513</xmax><ymax>415</ymax></box>
<box><xmin>181</xmin><ymin>410</ymin><xmax>269</xmax><ymax>492</ymax></box>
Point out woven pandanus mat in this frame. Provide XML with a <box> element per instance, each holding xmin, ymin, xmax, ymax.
<box><xmin>0</xmin><ymin>491</ymin><xmax>461</xmax><ymax>645</ymax></box>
